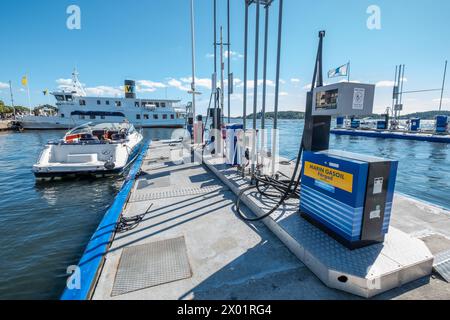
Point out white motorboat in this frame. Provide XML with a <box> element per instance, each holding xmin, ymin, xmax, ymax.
<box><xmin>33</xmin><ymin>122</ymin><xmax>144</xmax><ymax>180</ymax></box>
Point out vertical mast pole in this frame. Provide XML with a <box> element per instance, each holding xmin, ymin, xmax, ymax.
<box><xmin>190</xmin><ymin>0</ymin><xmax>197</xmax><ymax>123</ymax></box>
<box><xmin>9</xmin><ymin>81</ymin><xmax>15</xmax><ymax>119</ymax></box>
<box><xmin>439</xmin><ymin>60</ymin><xmax>448</xmax><ymax>112</ymax></box>
<box><xmin>227</xmin><ymin>0</ymin><xmax>231</xmax><ymax>123</ymax></box>
<box><xmin>261</xmin><ymin>3</ymin><xmax>269</xmax><ymax>131</ymax></box>
<box><xmin>243</xmin><ymin>1</ymin><xmax>249</xmax><ymax>131</ymax></box>
<box><xmin>251</xmin><ymin>0</ymin><xmax>260</xmax><ymax>180</ymax></box>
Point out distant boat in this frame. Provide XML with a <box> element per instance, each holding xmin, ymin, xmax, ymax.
<box><xmin>18</xmin><ymin>71</ymin><xmax>186</xmax><ymax>130</ymax></box>
<box><xmin>33</xmin><ymin>122</ymin><xmax>143</xmax><ymax>180</ymax></box>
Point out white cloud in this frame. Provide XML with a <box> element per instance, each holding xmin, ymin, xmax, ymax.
<box><xmin>0</xmin><ymin>82</ymin><xmax>9</xmax><ymax>89</ymax></box>
<box><xmin>376</xmin><ymin>78</ymin><xmax>407</xmax><ymax>88</ymax></box>
<box><xmin>432</xmin><ymin>98</ymin><xmax>450</xmax><ymax>103</ymax></box>
<box><xmin>290</xmin><ymin>78</ymin><xmax>301</xmax><ymax>84</ymax></box>
<box><xmin>180</xmin><ymin>77</ymin><xmax>212</xmax><ymax>90</ymax></box>
<box><xmin>280</xmin><ymin>92</ymin><xmax>289</xmax><ymax>96</ymax></box>
<box><xmin>238</xmin><ymin>79</ymin><xmax>276</xmax><ymax>89</ymax></box>
<box><xmin>168</xmin><ymin>78</ymin><xmax>190</xmax><ymax>92</ymax></box>
<box><xmin>84</xmin><ymin>86</ymin><xmax>123</xmax><ymax>97</ymax></box>
<box><xmin>135</xmin><ymin>80</ymin><xmax>166</xmax><ymax>93</ymax></box>
<box><xmin>206</xmin><ymin>50</ymin><xmax>244</xmax><ymax>60</ymax></box>
<box><xmin>136</xmin><ymin>80</ymin><xmax>166</xmax><ymax>89</ymax></box>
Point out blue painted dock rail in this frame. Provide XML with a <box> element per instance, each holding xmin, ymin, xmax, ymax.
<box><xmin>60</xmin><ymin>141</ymin><xmax>150</xmax><ymax>300</ymax></box>
<box><xmin>331</xmin><ymin>128</ymin><xmax>450</xmax><ymax>143</ymax></box>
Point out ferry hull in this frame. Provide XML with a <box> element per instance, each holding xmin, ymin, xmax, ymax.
<box><xmin>19</xmin><ymin>118</ymin><xmax>185</xmax><ymax>130</ymax></box>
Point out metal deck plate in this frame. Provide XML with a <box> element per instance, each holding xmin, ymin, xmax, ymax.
<box><xmin>111</xmin><ymin>237</ymin><xmax>192</xmax><ymax>296</ymax></box>
<box><xmin>130</xmin><ymin>185</ymin><xmax>226</xmax><ymax>202</ymax></box>
<box><xmin>433</xmin><ymin>250</ymin><xmax>450</xmax><ymax>283</ymax></box>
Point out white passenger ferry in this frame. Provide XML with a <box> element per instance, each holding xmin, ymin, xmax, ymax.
<box><xmin>18</xmin><ymin>71</ymin><xmax>187</xmax><ymax>130</ymax></box>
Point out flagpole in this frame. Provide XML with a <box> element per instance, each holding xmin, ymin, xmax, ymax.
<box><xmin>347</xmin><ymin>61</ymin><xmax>351</xmax><ymax>82</ymax></box>
<box><xmin>9</xmin><ymin>81</ymin><xmax>15</xmax><ymax>119</ymax></box>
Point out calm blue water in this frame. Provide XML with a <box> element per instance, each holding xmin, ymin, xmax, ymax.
<box><xmin>0</xmin><ymin>121</ymin><xmax>449</xmax><ymax>299</ymax></box>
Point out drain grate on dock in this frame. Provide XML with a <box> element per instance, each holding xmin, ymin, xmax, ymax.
<box><xmin>111</xmin><ymin>237</ymin><xmax>192</xmax><ymax>296</ymax></box>
<box><xmin>433</xmin><ymin>249</ymin><xmax>450</xmax><ymax>283</ymax></box>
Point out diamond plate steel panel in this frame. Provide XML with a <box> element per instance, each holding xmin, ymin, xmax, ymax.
<box><xmin>112</xmin><ymin>237</ymin><xmax>192</xmax><ymax>296</ymax></box>
<box><xmin>433</xmin><ymin>249</ymin><xmax>450</xmax><ymax>283</ymax></box>
<box><xmin>130</xmin><ymin>185</ymin><xmax>226</xmax><ymax>202</ymax></box>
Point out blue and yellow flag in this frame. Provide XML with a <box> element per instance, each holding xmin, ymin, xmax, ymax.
<box><xmin>328</xmin><ymin>63</ymin><xmax>349</xmax><ymax>78</ymax></box>
<box><xmin>21</xmin><ymin>76</ymin><xmax>28</xmax><ymax>86</ymax></box>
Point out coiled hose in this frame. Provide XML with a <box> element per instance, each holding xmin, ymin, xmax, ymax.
<box><xmin>235</xmin><ymin>144</ymin><xmax>304</xmax><ymax>222</ymax></box>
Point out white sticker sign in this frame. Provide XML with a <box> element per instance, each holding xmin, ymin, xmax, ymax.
<box><xmin>352</xmin><ymin>88</ymin><xmax>365</xmax><ymax>110</ymax></box>
<box><xmin>373</xmin><ymin>177</ymin><xmax>383</xmax><ymax>194</ymax></box>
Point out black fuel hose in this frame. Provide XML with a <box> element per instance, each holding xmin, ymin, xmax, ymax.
<box><xmin>235</xmin><ymin>144</ymin><xmax>304</xmax><ymax>222</ymax></box>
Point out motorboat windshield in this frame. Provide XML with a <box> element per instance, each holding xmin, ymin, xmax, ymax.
<box><xmin>63</xmin><ymin>122</ymin><xmax>137</xmax><ymax>144</ymax></box>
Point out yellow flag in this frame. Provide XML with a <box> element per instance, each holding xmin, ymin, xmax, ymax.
<box><xmin>21</xmin><ymin>76</ymin><xmax>28</xmax><ymax>86</ymax></box>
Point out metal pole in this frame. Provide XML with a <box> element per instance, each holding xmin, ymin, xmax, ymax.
<box><xmin>261</xmin><ymin>4</ymin><xmax>269</xmax><ymax>130</ymax></box>
<box><xmin>190</xmin><ymin>0</ymin><xmax>197</xmax><ymax>123</ymax></box>
<box><xmin>227</xmin><ymin>0</ymin><xmax>231</xmax><ymax>123</ymax></box>
<box><xmin>220</xmin><ymin>27</ymin><xmax>225</xmax><ymax>114</ymax></box>
<box><xmin>213</xmin><ymin>0</ymin><xmax>217</xmax><ymax>111</ymax></box>
<box><xmin>251</xmin><ymin>0</ymin><xmax>260</xmax><ymax>179</ymax></box>
<box><xmin>392</xmin><ymin>65</ymin><xmax>398</xmax><ymax>118</ymax></box>
<box><xmin>9</xmin><ymin>81</ymin><xmax>15</xmax><ymax>119</ymax></box>
<box><xmin>271</xmin><ymin>0</ymin><xmax>283</xmax><ymax>176</ymax></box>
<box><xmin>395</xmin><ymin>65</ymin><xmax>402</xmax><ymax>120</ymax></box>
<box><xmin>347</xmin><ymin>61</ymin><xmax>351</xmax><ymax>82</ymax></box>
<box><xmin>273</xmin><ymin>0</ymin><xmax>283</xmax><ymax>131</ymax></box>
<box><xmin>399</xmin><ymin>64</ymin><xmax>405</xmax><ymax>117</ymax></box>
<box><xmin>439</xmin><ymin>60</ymin><xmax>448</xmax><ymax>111</ymax></box>
<box><xmin>243</xmin><ymin>1</ymin><xmax>249</xmax><ymax>131</ymax></box>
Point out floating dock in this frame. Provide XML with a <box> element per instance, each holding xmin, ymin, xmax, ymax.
<box><xmin>62</xmin><ymin>140</ymin><xmax>450</xmax><ymax>300</ymax></box>
<box><xmin>331</xmin><ymin>128</ymin><xmax>450</xmax><ymax>143</ymax></box>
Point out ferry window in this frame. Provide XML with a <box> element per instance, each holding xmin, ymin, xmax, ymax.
<box><xmin>153</xmin><ymin>114</ymin><xmax>158</xmax><ymax>120</ymax></box>
<box><xmin>55</xmin><ymin>95</ymin><xmax>65</xmax><ymax>101</ymax></box>
<box><xmin>155</xmin><ymin>102</ymin><xmax>160</xmax><ymax>108</ymax></box>
<box><xmin>161</xmin><ymin>102</ymin><xmax>166</xmax><ymax>108</ymax></box>
<box><xmin>65</xmin><ymin>95</ymin><xmax>73</xmax><ymax>102</ymax></box>
<box><xmin>136</xmin><ymin>114</ymin><xmax>141</xmax><ymax>120</ymax></box>
<box><xmin>101</xmin><ymin>115</ymin><xmax>106</xmax><ymax>120</ymax></box>
<box><xmin>162</xmin><ymin>114</ymin><xmax>168</xmax><ymax>120</ymax></box>
<box><xmin>144</xmin><ymin>114</ymin><xmax>149</xmax><ymax>120</ymax></box>
<box><xmin>105</xmin><ymin>100</ymin><xmax>110</xmax><ymax>105</ymax></box>
<box><xmin>90</xmin><ymin>115</ymin><xmax>96</xmax><ymax>120</ymax></box>
<box><xmin>79</xmin><ymin>99</ymin><xmax>86</xmax><ymax>106</ymax></box>
<box><xmin>61</xmin><ymin>114</ymin><xmax>65</xmax><ymax>118</ymax></box>
<box><xmin>135</xmin><ymin>101</ymin><xmax>139</xmax><ymax>107</ymax></box>
<box><xmin>170</xmin><ymin>114</ymin><xmax>175</xmax><ymax>119</ymax></box>
<box><xmin>115</xmin><ymin>101</ymin><xmax>122</xmax><ymax>107</ymax></box>
<box><xmin>79</xmin><ymin>115</ymin><xmax>85</xmax><ymax>120</ymax></box>
<box><xmin>97</xmin><ymin>100</ymin><xmax>101</xmax><ymax>105</ymax></box>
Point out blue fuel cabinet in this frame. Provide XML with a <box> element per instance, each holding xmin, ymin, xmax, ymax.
<box><xmin>300</xmin><ymin>150</ymin><xmax>398</xmax><ymax>249</ymax></box>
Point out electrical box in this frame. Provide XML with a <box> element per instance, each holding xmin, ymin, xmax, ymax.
<box><xmin>300</xmin><ymin>150</ymin><xmax>398</xmax><ymax>249</ymax></box>
<box><xmin>312</xmin><ymin>82</ymin><xmax>375</xmax><ymax>117</ymax></box>
<box><xmin>225</xmin><ymin>124</ymin><xmax>244</xmax><ymax>166</ymax></box>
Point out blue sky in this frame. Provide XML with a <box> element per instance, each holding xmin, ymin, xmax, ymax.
<box><xmin>0</xmin><ymin>0</ymin><xmax>449</xmax><ymax>115</ymax></box>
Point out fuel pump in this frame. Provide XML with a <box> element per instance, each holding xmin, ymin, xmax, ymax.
<box><xmin>237</xmin><ymin>31</ymin><xmax>399</xmax><ymax>250</ymax></box>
